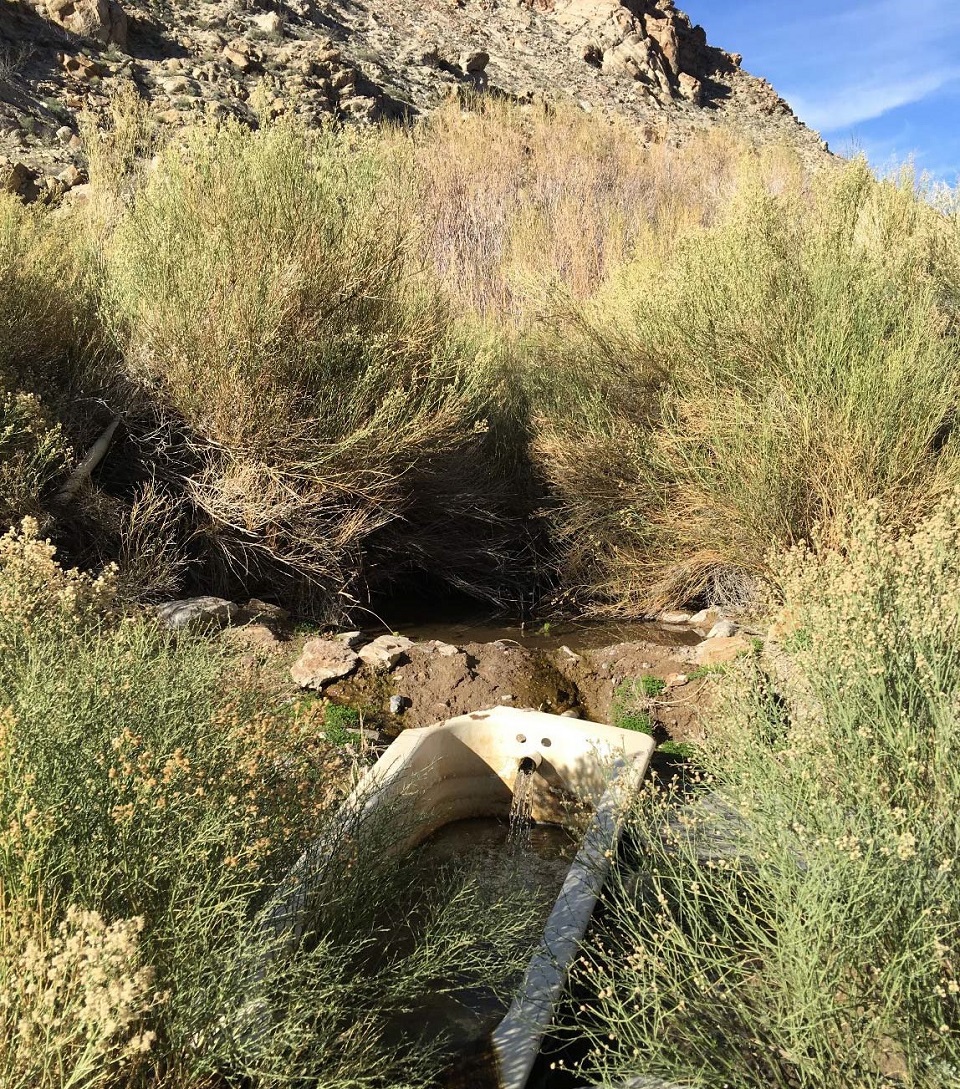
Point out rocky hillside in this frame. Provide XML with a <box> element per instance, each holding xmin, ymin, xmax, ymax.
<box><xmin>1</xmin><ymin>0</ymin><xmax>827</xmax><ymax>199</ymax></box>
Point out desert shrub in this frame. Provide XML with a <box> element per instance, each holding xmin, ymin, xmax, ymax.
<box><xmin>570</xmin><ymin>497</ymin><xmax>960</xmax><ymax>1088</ymax></box>
<box><xmin>0</xmin><ymin>395</ymin><xmax>71</xmax><ymax>531</ymax></box>
<box><xmin>0</xmin><ymin>192</ymin><xmax>102</xmax><ymax>399</ymax></box>
<box><xmin>101</xmin><ymin>115</ymin><xmax>530</xmax><ymax>612</ymax></box>
<box><xmin>0</xmin><ymin>898</ymin><xmax>159</xmax><ymax>1089</ymax></box>
<box><xmin>532</xmin><ymin>158</ymin><xmax>960</xmax><ymax>611</ymax></box>
<box><xmin>0</xmin><ymin>194</ymin><xmax>102</xmax><ymax>529</ymax></box>
<box><xmin>0</xmin><ymin>523</ymin><xmax>538</xmax><ymax>1087</ymax></box>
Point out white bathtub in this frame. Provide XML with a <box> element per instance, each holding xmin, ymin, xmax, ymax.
<box><xmin>256</xmin><ymin>706</ymin><xmax>655</xmax><ymax>1088</ymax></box>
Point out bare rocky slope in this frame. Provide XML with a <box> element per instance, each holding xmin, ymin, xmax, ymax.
<box><xmin>1</xmin><ymin>0</ymin><xmax>827</xmax><ymax>198</ymax></box>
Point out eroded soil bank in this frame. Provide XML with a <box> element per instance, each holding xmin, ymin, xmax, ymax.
<box><xmin>208</xmin><ymin>601</ymin><xmax>760</xmax><ymax>746</ymax></box>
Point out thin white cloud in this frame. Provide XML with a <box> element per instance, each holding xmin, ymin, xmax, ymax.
<box><xmin>693</xmin><ymin>0</ymin><xmax>960</xmax><ymax>134</ymax></box>
<box><xmin>787</xmin><ymin>69</ymin><xmax>960</xmax><ymax>131</ymax></box>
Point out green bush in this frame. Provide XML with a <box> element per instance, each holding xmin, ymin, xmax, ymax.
<box><xmin>570</xmin><ymin>497</ymin><xmax>960</xmax><ymax>1087</ymax></box>
<box><xmin>101</xmin><ymin>116</ymin><xmax>530</xmax><ymax>612</ymax></box>
<box><xmin>531</xmin><ymin>158</ymin><xmax>960</xmax><ymax>611</ymax></box>
<box><xmin>611</xmin><ymin>677</ymin><xmax>663</xmax><ymax>735</ymax></box>
<box><xmin>0</xmin><ymin>522</ymin><xmax>537</xmax><ymax>1088</ymax></box>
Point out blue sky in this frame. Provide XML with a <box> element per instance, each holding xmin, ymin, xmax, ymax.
<box><xmin>680</xmin><ymin>0</ymin><xmax>960</xmax><ymax>183</ymax></box>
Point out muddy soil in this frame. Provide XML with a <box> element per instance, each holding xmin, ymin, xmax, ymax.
<box><xmin>325</xmin><ymin>627</ymin><xmax>717</xmax><ymax>745</ymax></box>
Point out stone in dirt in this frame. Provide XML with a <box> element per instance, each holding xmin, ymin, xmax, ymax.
<box><xmin>291</xmin><ymin>638</ymin><xmax>360</xmax><ymax>688</ymax></box>
<box><xmin>706</xmin><ymin>618</ymin><xmax>738</xmax><ymax>640</ymax></box>
<box><xmin>358</xmin><ymin>634</ymin><xmax>413</xmax><ymax>671</ymax></box>
<box><xmin>252</xmin><ymin>11</ymin><xmax>284</xmax><ymax>35</ymax></box>
<box><xmin>692</xmin><ymin>634</ymin><xmax>752</xmax><ymax>667</ymax></box>
<box><xmin>238</xmin><ymin>598</ymin><xmax>290</xmax><ymax>629</ymax></box>
<box><xmin>42</xmin><ymin>0</ymin><xmax>128</xmax><ymax>47</ymax></box>
<box><xmin>2</xmin><ymin>162</ymin><xmax>38</xmax><ymax>199</ymax></box>
<box><xmin>334</xmin><ymin>630</ymin><xmax>365</xmax><ymax>649</ymax></box>
<box><xmin>659</xmin><ymin>610</ymin><xmax>693</xmax><ymax>625</ymax></box>
<box><xmin>421</xmin><ymin>639</ymin><xmax>460</xmax><ymax>657</ymax></box>
<box><xmin>688</xmin><ymin>607</ymin><xmax>720</xmax><ymax>627</ymax></box>
<box><xmin>156</xmin><ymin>596</ymin><xmax>240</xmax><ymax>631</ymax></box>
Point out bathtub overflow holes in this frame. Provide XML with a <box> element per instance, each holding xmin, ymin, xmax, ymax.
<box><xmin>540</xmin><ymin>737</ymin><xmax>552</xmax><ymax>748</ymax></box>
<box><xmin>516</xmin><ymin>734</ymin><xmax>527</xmax><ymax>744</ymax></box>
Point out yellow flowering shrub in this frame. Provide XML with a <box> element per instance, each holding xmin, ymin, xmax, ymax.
<box><xmin>0</xmin><ymin>393</ymin><xmax>70</xmax><ymax>532</ymax></box>
<box><xmin>0</xmin><ymin>517</ymin><xmax>116</xmax><ymax>636</ymax></box>
<box><xmin>0</xmin><ymin>903</ymin><xmax>159</xmax><ymax>1089</ymax></box>
<box><xmin>574</xmin><ymin>499</ymin><xmax>960</xmax><ymax>1088</ymax></box>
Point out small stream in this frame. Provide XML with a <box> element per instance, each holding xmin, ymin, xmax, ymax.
<box><xmin>383</xmin><ymin>616</ymin><xmax>701</xmax><ymax>652</ymax></box>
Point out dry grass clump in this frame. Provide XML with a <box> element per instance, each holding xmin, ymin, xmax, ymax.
<box><xmin>571</xmin><ymin>499</ymin><xmax>960</xmax><ymax>1087</ymax></box>
<box><xmin>101</xmin><ymin>115</ymin><xmax>529</xmax><ymax>611</ymax></box>
<box><xmin>0</xmin><ymin>192</ymin><xmax>101</xmax><ymax>399</ymax></box>
<box><xmin>532</xmin><ymin>157</ymin><xmax>960</xmax><ymax>611</ymax></box>
<box><xmin>408</xmin><ymin>97</ymin><xmax>752</xmax><ymax>320</ymax></box>
<box><xmin>0</xmin><ymin>193</ymin><xmax>106</xmax><ymax>532</ymax></box>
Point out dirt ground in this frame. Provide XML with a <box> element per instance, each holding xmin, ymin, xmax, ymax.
<box><xmin>322</xmin><ymin>633</ymin><xmax>716</xmax><ymax>745</ymax></box>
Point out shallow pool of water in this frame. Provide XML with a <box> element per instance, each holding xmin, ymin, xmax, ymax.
<box><xmin>386</xmin><ymin>817</ymin><xmax>577</xmax><ymax>1061</ymax></box>
<box><xmin>379</xmin><ymin>616</ymin><xmax>701</xmax><ymax>652</ymax></box>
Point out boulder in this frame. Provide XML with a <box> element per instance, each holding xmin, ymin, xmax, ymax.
<box><xmin>291</xmin><ymin>638</ymin><xmax>360</xmax><ymax>688</ymax></box>
<box><xmin>421</xmin><ymin>639</ymin><xmax>460</xmax><ymax>657</ymax></box>
<box><xmin>706</xmin><ymin>619</ymin><xmax>738</xmax><ymax>640</ymax></box>
<box><xmin>55</xmin><ymin>163</ymin><xmax>83</xmax><ymax>189</ymax></box>
<box><xmin>43</xmin><ymin>0</ymin><xmax>128</xmax><ymax>48</ymax></box>
<box><xmin>252</xmin><ymin>10</ymin><xmax>284</xmax><ymax>35</ymax></box>
<box><xmin>1</xmin><ymin>161</ymin><xmax>38</xmax><ymax>199</ymax></box>
<box><xmin>688</xmin><ymin>607</ymin><xmax>720</xmax><ymax>627</ymax></box>
<box><xmin>678</xmin><ymin>71</ymin><xmax>703</xmax><ymax>104</ymax></box>
<box><xmin>643</xmin><ymin>12</ymin><xmax>680</xmax><ymax>73</ymax></box>
<box><xmin>156</xmin><ymin>596</ymin><xmax>240</xmax><ymax>631</ymax></box>
<box><xmin>62</xmin><ymin>53</ymin><xmax>108</xmax><ymax>79</ymax></box>
<box><xmin>358</xmin><ymin>634</ymin><xmax>413</xmax><ymax>671</ymax></box>
<box><xmin>692</xmin><ymin>635</ymin><xmax>752</xmax><ymax>667</ymax></box>
<box><xmin>223</xmin><ymin>46</ymin><xmax>253</xmax><ymax>72</ymax></box>
<box><xmin>659</xmin><ymin>610</ymin><xmax>693</xmax><ymax>625</ymax></box>
<box><xmin>238</xmin><ymin>598</ymin><xmax>290</xmax><ymax>629</ymax></box>
<box><xmin>333</xmin><ymin>630</ymin><xmax>365</xmax><ymax>649</ymax></box>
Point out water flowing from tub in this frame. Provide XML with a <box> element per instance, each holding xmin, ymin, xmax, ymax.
<box><xmin>509</xmin><ymin>762</ymin><xmax>535</xmax><ymax>845</ymax></box>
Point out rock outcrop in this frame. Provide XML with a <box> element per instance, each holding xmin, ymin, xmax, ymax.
<box><xmin>35</xmin><ymin>0</ymin><xmax>128</xmax><ymax>47</ymax></box>
<box><xmin>0</xmin><ymin>0</ymin><xmax>827</xmax><ymax>196</ymax></box>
